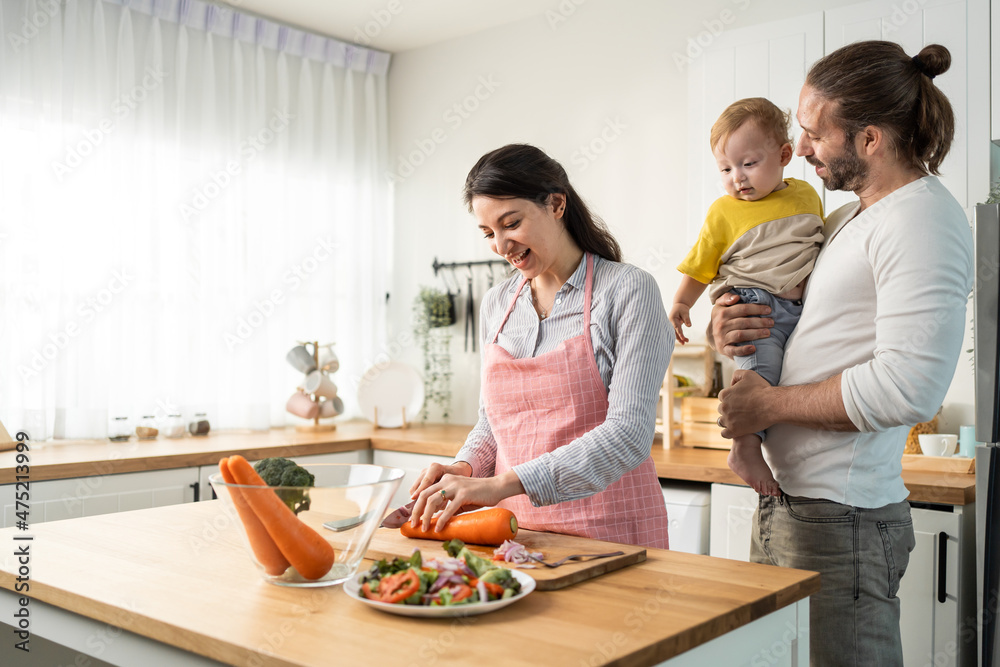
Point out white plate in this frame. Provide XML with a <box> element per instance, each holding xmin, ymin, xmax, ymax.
<box><xmin>357</xmin><ymin>362</ymin><xmax>424</xmax><ymax>428</ymax></box>
<box><xmin>343</xmin><ymin>569</ymin><xmax>535</xmax><ymax>618</ymax></box>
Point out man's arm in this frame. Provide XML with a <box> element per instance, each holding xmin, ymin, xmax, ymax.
<box><xmin>717</xmin><ymin>369</ymin><xmax>856</xmax><ymax>438</ymax></box>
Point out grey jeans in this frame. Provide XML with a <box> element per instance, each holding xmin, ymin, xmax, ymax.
<box><xmin>751</xmin><ymin>494</ymin><xmax>916</xmax><ymax>667</ymax></box>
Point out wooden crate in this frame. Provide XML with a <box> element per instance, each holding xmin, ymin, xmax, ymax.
<box><xmin>681</xmin><ymin>397</ymin><xmax>730</xmax><ymax>450</ymax></box>
<box><xmin>657</xmin><ymin>345</ymin><xmax>716</xmax><ymax>448</ymax></box>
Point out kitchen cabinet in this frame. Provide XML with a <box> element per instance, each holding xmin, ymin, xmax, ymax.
<box><xmin>824</xmin><ymin>0</ymin><xmax>984</xmax><ymax>213</ymax></box>
<box><xmin>898</xmin><ymin>502</ymin><xmax>977</xmax><ymax>667</ymax></box>
<box><xmin>0</xmin><ymin>467</ymin><xmax>199</xmax><ymax>528</ymax></box>
<box><xmin>195</xmin><ymin>449</ymin><xmax>371</xmax><ymax>502</ymax></box>
<box><xmin>372</xmin><ymin>449</ymin><xmax>455</xmax><ymax>509</ymax></box>
<box><xmin>686</xmin><ymin>12</ymin><xmax>825</xmax><ymax>240</ymax></box>
<box><xmin>688</xmin><ymin>0</ymin><xmax>989</xmax><ymax>219</ymax></box>
<box><xmin>709</xmin><ymin>482</ymin><xmax>757</xmax><ymax>562</ymax></box>
<box><xmin>709</xmin><ymin>483</ymin><xmax>977</xmax><ymax>665</ymax></box>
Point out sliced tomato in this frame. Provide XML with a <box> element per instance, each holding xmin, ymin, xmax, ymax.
<box><xmin>483</xmin><ymin>582</ymin><xmax>505</xmax><ymax>598</ymax></box>
<box><xmin>361</xmin><ymin>582</ymin><xmax>381</xmax><ymax>601</ymax></box>
<box><xmin>379</xmin><ymin>569</ymin><xmax>421</xmax><ymax>604</ymax></box>
<box><xmin>450</xmin><ymin>584</ymin><xmax>474</xmax><ymax>603</ymax></box>
<box><xmin>467</xmin><ymin>577</ymin><xmax>504</xmax><ymax>600</ymax></box>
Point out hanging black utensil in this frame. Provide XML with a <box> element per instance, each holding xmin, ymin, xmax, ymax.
<box><xmin>442</xmin><ymin>267</ymin><xmax>459</xmax><ymax>326</ymax></box>
<box><xmin>465</xmin><ymin>267</ymin><xmax>476</xmax><ymax>352</ymax></box>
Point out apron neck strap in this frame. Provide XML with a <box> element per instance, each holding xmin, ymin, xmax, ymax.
<box><xmin>491</xmin><ymin>253</ymin><xmax>594</xmax><ymax>344</ymax></box>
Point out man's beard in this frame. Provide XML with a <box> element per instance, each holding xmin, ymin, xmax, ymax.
<box><xmin>806</xmin><ymin>139</ymin><xmax>868</xmax><ymax>192</ymax></box>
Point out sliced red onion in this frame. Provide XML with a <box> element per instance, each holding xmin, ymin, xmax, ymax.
<box><xmin>492</xmin><ymin>539</ymin><xmax>543</xmax><ymax>564</ymax></box>
<box><xmin>428</xmin><ymin>576</ymin><xmax>449</xmax><ymax>594</ymax></box>
<box><xmin>477</xmin><ymin>581</ymin><xmax>489</xmax><ymax>602</ymax></box>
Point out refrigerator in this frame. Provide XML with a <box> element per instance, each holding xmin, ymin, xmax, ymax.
<box><xmin>975</xmin><ymin>201</ymin><xmax>1000</xmax><ymax>667</ymax></box>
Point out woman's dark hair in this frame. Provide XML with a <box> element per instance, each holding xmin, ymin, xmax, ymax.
<box><xmin>806</xmin><ymin>41</ymin><xmax>954</xmax><ymax>175</ymax></box>
<box><xmin>463</xmin><ymin>144</ymin><xmax>622</xmax><ymax>262</ymax></box>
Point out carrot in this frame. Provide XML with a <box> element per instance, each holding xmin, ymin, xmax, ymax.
<box><xmin>219</xmin><ymin>458</ymin><xmax>290</xmax><ymax>576</ymax></box>
<box><xmin>399</xmin><ymin>507</ymin><xmax>518</xmax><ymax>546</ymax></box>
<box><xmin>227</xmin><ymin>455</ymin><xmax>336</xmax><ymax>580</ymax></box>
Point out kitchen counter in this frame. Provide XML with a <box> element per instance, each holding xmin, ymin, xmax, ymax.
<box><xmin>0</xmin><ymin>501</ymin><xmax>818</xmax><ymax>666</ymax></box>
<box><xmin>647</xmin><ymin>444</ymin><xmax>976</xmax><ymax>506</ymax></box>
<box><xmin>0</xmin><ymin>423</ymin><xmax>975</xmax><ymax>505</ymax></box>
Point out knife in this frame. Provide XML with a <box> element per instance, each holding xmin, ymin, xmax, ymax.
<box><xmin>380</xmin><ymin>500</ymin><xmax>417</xmax><ymax>528</ymax></box>
<box><xmin>379</xmin><ymin>500</ymin><xmax>481</xmax><ymax>529</ymax></box>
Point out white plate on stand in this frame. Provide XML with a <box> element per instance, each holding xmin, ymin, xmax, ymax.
<box><xmin>357</xmin><ymin>362</ymin><xmax>425</xmax><ymax>428</ymax></box>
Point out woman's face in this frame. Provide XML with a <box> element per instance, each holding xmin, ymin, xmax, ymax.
<box><xmin>473</xmin><ymin>194</ymin><xmax>568</xmax><ymax>278</ymax></box>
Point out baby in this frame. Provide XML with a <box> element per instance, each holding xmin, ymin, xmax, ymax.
<box><xmin>670</xmin><ymin>97</ymin><xmax>824</xmax><ymax>496</ymax></box>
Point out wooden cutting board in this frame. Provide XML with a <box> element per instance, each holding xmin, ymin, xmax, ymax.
<box><xmin>364</xmin><ymin>526</ymin><xmax>646</xmax><ymax>591</ymax></box>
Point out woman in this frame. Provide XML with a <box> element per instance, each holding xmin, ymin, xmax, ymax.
<box><xmin>409</xmin><ymin>144</ymin><xmax>672</xmax><ymax>549</ymax></box>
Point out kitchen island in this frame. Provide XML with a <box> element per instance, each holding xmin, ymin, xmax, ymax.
<box><xmin>0</xmin><ymin>500</ymin><xmax>817</xmax><ymax>666</ymax></box>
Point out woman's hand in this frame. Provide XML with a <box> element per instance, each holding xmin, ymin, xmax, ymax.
<box><xmin>409</xmin><ymin>461</ymin><xmax>472</xmax><ymax>499</ymax></box>
<box><xmin>709</xmin><ymin>292</ymin><xmax>774</xmax><ymax>358</ymax></box>
<box><xmin>410</xmin><ymin>470</ymin><xmax>525</xmax><ymax>531</ymax></box>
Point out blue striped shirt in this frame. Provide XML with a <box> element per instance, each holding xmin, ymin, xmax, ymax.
<box><xmin>456</xmin><ymin>254</ymin><xmax>673</xmax><ymax>507</ymax></box>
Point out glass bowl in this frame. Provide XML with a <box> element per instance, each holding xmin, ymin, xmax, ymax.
<box><xmin>209</xmin><ymin>463</ymin><xmax>403</xmax><ymax>587</ymax></box>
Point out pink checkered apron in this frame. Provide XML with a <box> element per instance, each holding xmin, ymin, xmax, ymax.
<box><xmin>483</xmin><ymin>254</ymin><xmax>670</xmax><ymax>549</ymax></box>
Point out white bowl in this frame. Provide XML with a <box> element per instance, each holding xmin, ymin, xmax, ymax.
<box><xmin>918</xmin><ymin>434</ymin><xmax>958</xmax><ymax>457</ymax></box>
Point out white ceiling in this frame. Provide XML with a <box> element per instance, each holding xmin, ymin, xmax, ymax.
<box><xmin>229</xmin><ymin>0</ymin><xmax>551</xmax><ymax>53</ymax></box>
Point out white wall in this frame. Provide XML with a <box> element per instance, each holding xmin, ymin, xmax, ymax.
<box><xmin>386</xmin><ymin>0</ymin><xmax>977</xmax><ymax>431</ymax></box>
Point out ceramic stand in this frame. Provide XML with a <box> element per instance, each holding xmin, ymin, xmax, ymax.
<box><xmin>372</xmin><ymin>406</ymin><xmax>408</xmax><ymax>430</ymax></box>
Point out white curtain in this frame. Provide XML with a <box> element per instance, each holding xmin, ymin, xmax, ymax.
<box><xmin>0</xmin><ymin>0</ymin><xmax>392</xmax><ymax>439</ymax></box>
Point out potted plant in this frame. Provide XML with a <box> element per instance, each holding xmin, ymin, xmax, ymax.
<box><xmin>413</xmin><ymin>287</ymin><xmax>455</xmax><ymax>421</ymax></box>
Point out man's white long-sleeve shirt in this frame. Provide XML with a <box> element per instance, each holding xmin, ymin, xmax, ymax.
<box><xmin>766</xmin><ymin>176</ymin><xmax>973</xmax><ymax>508</ymax></box>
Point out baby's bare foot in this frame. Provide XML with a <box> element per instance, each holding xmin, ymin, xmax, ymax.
<box><xmin>728</xmin><ymin>435</ymin><xmax>780</xmax><ymax>496</ymax></box>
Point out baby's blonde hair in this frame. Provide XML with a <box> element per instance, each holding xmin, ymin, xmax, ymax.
<box><xmin>710</xmin><ymin>97</ymin><xmax>791</xmax><ymax>153</ymax></box>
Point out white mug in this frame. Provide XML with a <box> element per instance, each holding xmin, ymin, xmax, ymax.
<box><xmin>286</xmin><ymin>345</ymin><xmax>318</xmax><ymax>374</ymax></box>
<box><xmin>918</xmin><ymin>433</ymin><xmax>958</xmax><ymax>457</ymax></box>
<box><xmin>304</xmin><ymin>371</ymin><xmax>337</xmax><ymax>400</ymax></box>
<box><xmin>317</xmin><ymin>344</ymin><xmax>339</xmax><ymax>374</ymax></box>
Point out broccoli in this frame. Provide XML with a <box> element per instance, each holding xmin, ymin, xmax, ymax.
<box><xmin>253</xmin><ymin>457</ymin><xmax>315</xmax><ymax>515</ymax></box>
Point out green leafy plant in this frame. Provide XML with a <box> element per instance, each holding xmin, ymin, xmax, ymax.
<box><xmin>413</xmin><ymin>287</ymin><xmax>454</xmax><ymax>421</ymax></box>
<box><xmin>983</xmin><ymin>177</ymin><xmax>1000</xmax><ymax>205</ymax></box>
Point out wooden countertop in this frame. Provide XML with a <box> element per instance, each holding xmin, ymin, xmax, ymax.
<box><xmin>0</xmin><ymin>501</ymin><xmax>820</xmax><ymax>666</ymax></box>
<box><xmin>647</xmin><ymin>444</ymin><xmax>977</xmax><ymax>506</ymax></box>
<box><xmin>0</xmin><ymin>422</ymin><xmax>467</xmax><ymax>484</ymax></box>
<box><xmin>0</xmin><ymin>423</ymin><xmax>975</xmax><ymax>505</ymax></box>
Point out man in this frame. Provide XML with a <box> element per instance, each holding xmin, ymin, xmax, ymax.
<box><xmin>712</xmin><ymin>41</ymin><xmax>973</xmax><ymax>666</ymax></box>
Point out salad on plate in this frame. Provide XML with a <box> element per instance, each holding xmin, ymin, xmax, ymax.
<box><xmin>358</xmin><ymin>539</ymin><xmax>522</xmax><ymax>606</ymax></box>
